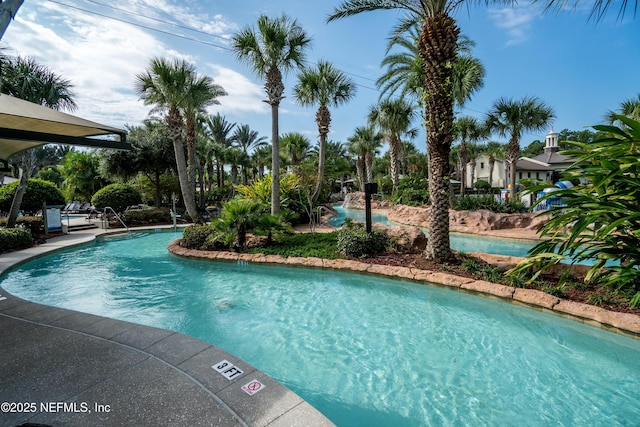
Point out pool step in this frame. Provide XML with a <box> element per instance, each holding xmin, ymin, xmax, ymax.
<box><xmin>68</xmin><ymin>223</ymin><xmax>99</xmax><ymax>232</ymax></box>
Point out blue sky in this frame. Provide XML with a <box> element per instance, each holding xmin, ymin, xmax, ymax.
<box><xmin>3</xmin><ymin>0</ymin><xmax>639</xmax><ymax>152</ymax></box>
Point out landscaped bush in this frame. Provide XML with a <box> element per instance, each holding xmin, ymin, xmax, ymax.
<box><xmin>123</xmin><ymin>208</ymin><xmax>171</xmax><ymax>225</ymax></box>
<box><xmin>0</xmin><ymin>179</ymin><xmax>65</xmax><ymax>213</ymax></box>
<box><xmin>91</xmin><ymin>184</ymin><xmax>142</xmax><ymax>213</ymax></box>
<box><xmin>394</xmin><ymin>175</ymin><xmax>429</xmax><ymax>206</ymax></box>
<box><xmin>454</xmin><ymin>195</ymin><xmax>527</xmax><ymax>213</ymax></box>
<box><xmin>473</xmin><ymin>180</ymin><xmax>492</xmax><ymax>192</ymax></box>
<box><xmin>0</xmin><ymin>227</ymin><xmax>33</xmax><ymax>252</ymax></box>
<box><xmin>182</xmin><ymin>224</ymin><xmax>215</xmax><ymax>250</ymax></box>
<box><xmin>337</xmin><ymin>227</ymin><xmax>389</xmax><ymax>258</ymax></box>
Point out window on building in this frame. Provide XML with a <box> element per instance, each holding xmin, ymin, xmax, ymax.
<box><xmin>480</xmin><ymin>162</ymin><xmax>484</xmax><ymax>169</ymax></box>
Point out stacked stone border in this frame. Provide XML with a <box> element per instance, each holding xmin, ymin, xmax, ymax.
<box><xmin>168</xmin><ymin>240</ymin><xmax>640</xmax><ymax>340</ymax></box>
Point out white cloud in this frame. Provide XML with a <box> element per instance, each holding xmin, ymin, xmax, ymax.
<box><xmin>488</xmin><ymin>7</ymin><xmax>538</xmax><ymax>46</ymax></box>
<box><xmin>207</xmin><ymin>64</ymin><xmax>268</xmax><ymax>114</ymax></box>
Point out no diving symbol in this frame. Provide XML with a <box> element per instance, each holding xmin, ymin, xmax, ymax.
<box><xmin>241</xmin><ymin>379</ymin><xmax>265</xmax><ymax>396</ymax></box>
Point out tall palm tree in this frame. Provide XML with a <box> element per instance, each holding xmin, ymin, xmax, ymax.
<box><xmin>1</xmin><ymin>56</ymin><xmax>76</xmax><ymax>228</ymax></box>
<box><xmin>454</xmin><ymin>116</ymin><xmax>486</xmax><ymax>195</ymax></box>
<box><xmin>328</xmin><ymin>0</ymin><xmax>510</xmax><ymax>261</ymax></box>
<box><xmin>203</xmin><ymin>113</ymin><xmax>236</xmax><ymax>189</ymax></box>
<box><xmin>368</xmin><ymin>98</ymin><xmax>418</xmax><ymax>194</ymax></box>
<box><xmin>280</xmin><ymin>132</ymin><xmax>311</xmax><ymax>171</ymax></box>
<box><xmin>182</xmin><ymin>73</ymin><xmax>227</xmax><ymax>198</ymax></box>
<box><xmin>136</xmin><ymin>57</ymin><xmax>204</xmax><ymax>223</ymax></box>
<box><xmin>294</xmin><ymin>59</ymin><xmax>356</xmax><ymax>201</ymax></box>
<box><xmin>232</xmin><ymin>14</ymin><xmax>311</xmax><ymax>215</ymax></box>
<box><xmin>485</xmin><ymin>96</ymin><xmax>555</xmax><ymax>197</ymax></box>
<box><xmin>232</xmin><ymin>124</ymin><xmax>267</xmax><ymax>184</ymax></box>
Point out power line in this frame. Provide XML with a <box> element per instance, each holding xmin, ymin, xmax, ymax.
<box><xmin>79</xmin><ymin>0</ymin><xmax>230</xmax><ymax>42</ymax></box>
<box><xmin>47</xmin><ymin>0</ymin><xmax>232</xmax><ymax>51</ymax></box>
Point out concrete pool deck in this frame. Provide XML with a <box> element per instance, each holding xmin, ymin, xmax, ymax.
<box><xmin>0</xmin><ymin>227</ymin><xmax>334</xmax><ymax>427</ymax></box>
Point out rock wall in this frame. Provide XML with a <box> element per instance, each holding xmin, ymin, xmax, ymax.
<box><xmin>387</xmin><ymin>204</ymin><xmax>548</xmax><ymax>234</ymax></box>
<box><xmin>342</xmin><ymin>192</ymin><xmax>391</xmax><ymax>210</ymax></box>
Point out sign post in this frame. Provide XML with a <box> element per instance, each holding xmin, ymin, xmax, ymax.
<box><xmin>364</xmin><ymin>182</ymin><xmax>378</xmax><ymax>234</ymax></box>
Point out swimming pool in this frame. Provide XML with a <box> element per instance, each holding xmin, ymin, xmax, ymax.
<box><xmin>329</xmin><ymin>205</ymin><xmax>537</xmax><ymax>257</ymax></box>
<box><xmin>2</xmin><ymin>231</ymin><xmax>639</xmax><ymax>426</ymax></box>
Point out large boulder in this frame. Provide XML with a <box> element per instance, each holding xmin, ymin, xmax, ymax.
<box><xmin>372</xmin><ymin>223</ymin><xmax>427</xmax><ymax>253</ymax></box>
<box><xmin>343</xmin><ymin>191</ymin><xmax>391</xmax><ymax>210</ymax></box>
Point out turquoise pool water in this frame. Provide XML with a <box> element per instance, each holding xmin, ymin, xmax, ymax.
<box><xmin>2</xmin><ymin>231</ymin><xmax>639</xmax><ymax>426</ymax></box>
<box><xmin>330</xmin><ymin>205</ymin><xmax>536</xmax><ymax>257</ymax></box>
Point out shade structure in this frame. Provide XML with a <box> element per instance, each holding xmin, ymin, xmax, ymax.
<box><xmin>0</xmin><ymin>94</ymin><xmax>130</xmax><ymax>170</ymax></box>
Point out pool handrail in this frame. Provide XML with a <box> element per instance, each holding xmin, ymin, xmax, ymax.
<box><xmin>103</xmin><ymin>206</ymin><xmax>130</xmax><ymax>233</ymax></box>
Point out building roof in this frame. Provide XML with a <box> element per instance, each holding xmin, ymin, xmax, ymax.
<box><xmin>0</xmin><ymin>94</ymin><xmax>130</xmax><ymax>169</ymax></box>
<box><xmin>531</xmin><ymin>150</ymin><xmax>574</xmax><ymax>165</ymax></box>
<box><xmin>516</xmin><ymin>157</ymin><xmax>553</xmax><ymax>171</ymax></box>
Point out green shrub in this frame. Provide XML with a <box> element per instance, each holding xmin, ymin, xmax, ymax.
<box><xmin>0</xmin><ymin>227</ymin><xmax>33</xmax><ymax>252</ymax></box>
<box><xmin>454</xmin><ymin>195</ymin><xmax>527</xmax><ymax>213</ymax></box>
<box><xmin>91</xmin><ymin>184</ymin><xmax>142</xmax><ymax>213</ymax></box>
<box><xmin>0</xmin><ymin>179</ymin><xmax>65</xmax><ymax>214</ymax></box>
<box><xmin>123</xmin><ymin>208</ymin><xmax>171</xmax><ymax>225</ymax></box>
<box><xmin>473</xmin><ymin>180</ymin><xmax>491</xmax><ymax>192</ymax></box>
<box><xmin>394</xmin><ymin>189</ymin><xmax>429</xmax><ymax>206</ymax></box>
<box><xmin>337</xmin><ymin>228</ymin><xmax>389</xmax><ymax>258</ymax></box>
<box><xmin>182</xmin><ymin>224</ymin><xmax>215</xmax><ymax>250</ymax></box>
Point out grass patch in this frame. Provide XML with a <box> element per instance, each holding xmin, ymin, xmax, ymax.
<box><xmin>247</xmin><ymin>232</ymin><xmax>340</xmax><ymax>259</ymax></box>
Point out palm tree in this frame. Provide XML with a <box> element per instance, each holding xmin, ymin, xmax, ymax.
<box><xmin>377</xmin><ymin>25</ymin><xmax>485</xmax><ymax>109</ymax></box>
<box><xmin>454</xmin><ymin>116</ymin><xmax>486</xmax><ymax>195</ymax></box>
<box><xmin>483</xmin><ymin>141</ymin><xmax>506</xmax><ymax>188</ymax></box>
<box><xmin>231</xmin><ymin>124</ymin><xmax>267</xmax><ymax>184</ymax></box>
<box><xmin>280</xmin><ymin>132</ymin><xmax>311</xmax><ymax>172</ymax></box>
<box><xmin>1</xmin><ymin>56</ymin><xmax>76</xmax><ymax>228</ymax></box>
<box><xmin>252</xmin><ymin>145</ymin><xmax>272</xmax><ymax>179</ymax></box>
<box><xmin>294</xmin><ymin>60</ymin><xmax>356</xmax><ymax>201</ymax></box>
<box><xmin>606</xmin><ymin>94</ymin><xmax>640</xmax><ymax>124</ymax></box>
<box><xmin>485</xmin><ymin>96</ymin><xmax>555</xmax><ymax>197</ymax></box>
<box><xmin>368</xmin><ymin>98</ymin><xmax>418</xmax><ymax>194</ymax></box>
<box><xmin>232</xmin><ymin>14</ymin><xmax>311</xmax><ymax>215</ymax></box>
<box><xmin>225</xmin><ymin>148</ymin><xmax>250</xmax><ymax>185</ymax></box>
<box><xmin>203</xmin><ymin>113</ymin><xmax>236</xmax><ymax>189</ymax></box>
<box><xmin>182</xmin><ymin>72</ymin><xmax>227</xmax><ymax>199</ymax></box>
<box><xmin>328</xmin><ymin>1</ymin><xmax>500</xmax><ymax>261</ymax></box>
<box><xmin>349</xmin><ymin>126</ymin><xmax>383</xmax><ymax>186</ymax></box>
<box><xmin>135</xmin><ymin>57</ymin><xmax>206</xmax><ymax>223</ymax></box>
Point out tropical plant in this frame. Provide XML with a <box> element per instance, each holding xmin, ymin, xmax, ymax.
<box><xmin>1</xmin><ymin>56</ymin><xmax>76</xmax><ymax>228</ymax></box>
<box><xmin>483</xmin><ymin>141</ymin><xmax>506</xmax><ymax>187</ymax></box>
<box><xmin>214</xmin><ymin>198</ymin><xmax>264</xmax><ymax>251</ymax></box>
<box><xmin>377</xmin><ymin>25</ymin><xmax>485</xmax><ymax>109</ymax></box>
<box><xmin>328</xmin><ymin>0</ymin><xmax>509</xmax><ymax>261</ymax></box>
<box><xmin>510</xmin><ymin>115</ymin><xmax>640</xmax><ymax>307</ymax></box>
<box><xmin>280</xmin><ymin>132</ymin><xmax>311</xmax><ymax>171</ymax></box>
<box><xmin>454</xmin><ymin>116</ymin><xmax>487</xmax><ymax>195</ymax></box>
<box><xmin>232</xmin><ymin>124</ymin><xmax>267</xmax><ymax>184</ymax></box>
<box><xmin>252</xmin><ymin>145</ymin><xmax>272</xmax><ymax>179</ymax></box>
<box><xmin>135</xmin><ymin>57</ymin><xmax>215</xmax><ymax>223</ymax></box>
<box><xmin>485</xmin><ymin>96</ymin><xmax>555</xmax><ymax>198</ymax></box>
<box><xmin>100</xmin><ymin>121</ymin><xmax>175</xmax><ymax>207</ymax></box>
<box><xmin>606</xmin><ymin>94</ymin><xmax>640</xmax><ymax>124</ymax></box>
<box><xmin>60</xmin><ymin>150</ymin><xmax>104</xmax><ymax>202</ymax></box>
<box><xmin>232</xmin><ymin>14</ymin><xmax>311</xmax><ymax>215</ymax></box>
<box><xmin>294</xmin><ymin>59</ymin><xmax>356</xmax><ymax>201</ymax></box>
<box><xmin>368</xmin><ymin>98</ymin><xmax>418</xmax><ymax>194</ymax></box>
<box><xmin>348</xmin><ymin>126</ymin><xmax>383</xmax><ymax>191</ymax></box>
<box><xmin>202</xmin><ymin>113</ymin><xmax>236</xmax><ymax>189</ymax></box>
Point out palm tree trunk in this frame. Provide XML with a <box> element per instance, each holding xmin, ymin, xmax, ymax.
<box><xmin>313</xmin><ymin>107</ymin><xmax>330</xmax><ymax>201</ymax></box>
<box><xmin>168</xmin><ymin>107</ymin><xmax>202</xmax><ymax>223</ymax></box>
<box><xmin>420</xmin><ymin>13</ymin><xmax>459</xmax><ymax>262</ymax></box>
<box><xmin>270</xmin><ymin>103</ymin><xmax>281</xmax><ymax>215</ymax></box>
<box><xmin>389</xmin><ymin>136</ymin><xmax>401</xmax><ymax>193</ymax></box>
<box><xmin>365</xmin><ymin>151</ymin><xmax>374</xmax><ymax>183</ymax></box>
<box><xmin>488</xmin><ymin>156</ymin><xmax>495</xmax><ymax>187</ymax></box>
<box><xmin>507</xmin><ymin>137</ymin><xmax>519</xmax><ymax>198</ymax></box>
<box><xmin>6</xmin><ymin>151</ymin><xmax>32</xmax><ymax>228</ymax></box>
